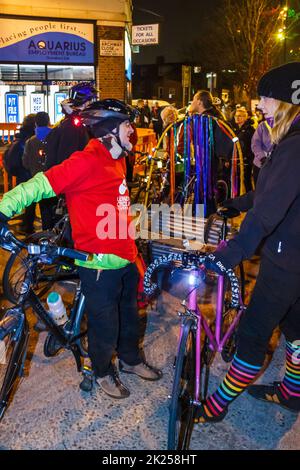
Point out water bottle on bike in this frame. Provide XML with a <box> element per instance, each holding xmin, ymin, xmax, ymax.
<box><xmin>47</xmin><ymin>292</ymin><xmax>68</xmax><ymax>325</ymax></box>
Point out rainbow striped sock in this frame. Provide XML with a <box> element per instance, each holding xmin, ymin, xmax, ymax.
<box><xmin>278</xmin><ymin>341</ymin><xmax>300</xmax><ymax>399</ymax></box>
<box><xmin>204</xmin><ymin>355</ymin><xmax>261</xmax><ymax>417</ymax></box>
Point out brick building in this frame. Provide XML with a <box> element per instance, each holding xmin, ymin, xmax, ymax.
<box><xmin>0</xmin><ymin>0</ymin><xmax>133</xmax><ymax>123</ymax></box>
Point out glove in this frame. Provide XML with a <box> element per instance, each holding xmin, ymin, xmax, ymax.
<box><xmin>219</xmin><ymin>198</ymin><xmax>235</xmax><ymax>209</ymax></box>
<box><xmin>204</xmin><ymin>252</ymin><xmax>230</xmax><ymax>276</ymax></box>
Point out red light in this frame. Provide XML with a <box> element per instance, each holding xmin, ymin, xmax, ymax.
<box><xmin>73</xmin><ymin>117</ymin><xmax>81</xmax><ymax>127</ymax></box>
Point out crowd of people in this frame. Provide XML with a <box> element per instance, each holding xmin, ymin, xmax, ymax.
<box><xmin>134</xmin><ymin>93</ymin><xmax>273</xmax><ymax>201</ymax></box>
<box><xmin>0</xmin><ymin>62</ymin><xmax>299</xmax><ymax>423</ymax></box>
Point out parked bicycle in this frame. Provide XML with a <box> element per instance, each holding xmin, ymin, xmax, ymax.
<box><xmin>0</xmin><ymin>226</ymin><xmax>90</xmax><ymax>421</ymax></box>
<box><xmin>130</xmin><ymin>151</ymin><xmax>167</xmax><ymax>207</ymax></box>
<box><xmin>3</xmin><ymin>197</ymin><xmax>77</xmax><ymax>305</ymax></box>
<box><xmin>143</xmin><ymin>207</ymin><xmax>245</xmax><ymax>450</ymax></box>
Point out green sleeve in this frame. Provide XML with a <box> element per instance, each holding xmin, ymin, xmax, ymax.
<box><xmin>0</xmin><ymin>172</ymin><xmax>56</xmax><ymax>218</ymax></box>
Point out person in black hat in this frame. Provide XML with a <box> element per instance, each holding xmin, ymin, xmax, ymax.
<box><xmin>193</xmin><ymin>62</ymin><xmax>300</xmax><ymax>422</ymax></box>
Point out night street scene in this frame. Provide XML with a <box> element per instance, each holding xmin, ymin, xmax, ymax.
<box><xmin>0</xmin><ymin>0</ymin><xmax>300</xmax><ymax>459</ymax></box>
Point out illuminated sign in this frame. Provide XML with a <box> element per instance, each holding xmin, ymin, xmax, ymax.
<box><xmin>54</xmin><ymin>92</ymin><xmax>67</xmax><ymax>122</ymax></box>
<box><xmin>5</xmin><ymin>93</ymin><xmax>19</xmax><ymax>123</ymax></box>
<box><xmin>0</xmin><ymin>18</ymin><xmax>94</xmax><ymax>64</ymax></box>
<box><xmin>30</xmin><ymin>93</ymin><xmax>45</xmax><ymax>113</ymax></box>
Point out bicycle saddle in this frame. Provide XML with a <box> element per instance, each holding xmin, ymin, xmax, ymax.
<box><xmin>217</xmin><ymin>206</ymin><xmax>240</xmax><ymax>219</ymax></box>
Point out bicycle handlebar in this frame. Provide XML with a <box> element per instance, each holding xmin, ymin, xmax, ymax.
<box><xmin>143</xmin><ymin>252</ymin><xmax>240</xmax><ymax>308</ymax></box>
<box><xmin>0</xmin><ymin>226</ymin><xmax>92</xmax><ymax>263</ymax></box>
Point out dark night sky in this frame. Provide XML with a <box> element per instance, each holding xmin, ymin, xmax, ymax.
<box><xmin>132</xmin><ymin>0</ymin><xmax>220</xmax><ymax>64</ymax></box>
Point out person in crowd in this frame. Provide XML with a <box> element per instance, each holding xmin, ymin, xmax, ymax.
<box><xmin>232</xmin><ymin>107</ymin><xmax>256</xmax><ymax>192</ymax></box>
<box><xmin>178</xmin><ymin>90</ymin><xmax>234</xmax><ymax>212</ymax></box>
<box><xmin>195</xmin><ymin>62</ymin><xmax>300</xmax><ymax>423</ymax></box>
<box><xmin>151</xmin><ymin>101</ymin><xmax>163</xmax><ymax>139</ymax></box>
<box><xmin>251</xmin><ymin>117</ymin><xmax>273</xmax><ymax>185</ymax></box>
<box><xmin>161</xmin><ymin>105</ymin><xmax>179</xmax><ymax>130</ymax></box>
<box><xmin>0</xmin><ymin>99</ymin><xmax>162</xmax><ymax>399</ymax></box>
<box><xmin>3</xmin><ymin>113</ymin><xmax>36</xmax><ymax>234</ymax></box>
<box><xmin>143</xmin><ymin>99</ymin><xmax>151</xmax><ymax>125</ymax></box>
<box><xmin>45</xmin><ymin>82</ymin><xmax>97</xmax><ymax>168</ymax></box>
<box><xmin>22</xmin><ymin>111</ymin><xmax>58</xmax><ymax>230</ymax></box>
<box><xmin>135</xmin><ymin>99</ymin><xmax>150</xmax><ymax>128</ymax></box>
<box><xmin>254</xmin><ymin>106</ymin><xmax>265</xmax><ymax>125</ymax></box>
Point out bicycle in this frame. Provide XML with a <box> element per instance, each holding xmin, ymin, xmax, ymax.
<box><xmin>0</xmin><ymin>226</ymin><xmax>90</xmax><ymax>421</ymax></box>
<box><xmin>143</xmin><ymin>207</ymin><xmax>245</xmax><ymax>450</ymax></box>
<box><xmin>130</xmin><ymin>151</ymin><xmax>167</xmax><ymax>207</ymax></box>
<box><xmin>3</xmin><ymin>197</ymin><xmax>77</xmax><ymax>305</ymax></box>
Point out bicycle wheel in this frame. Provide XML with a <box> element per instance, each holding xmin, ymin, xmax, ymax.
<box><xmin>221</xmin><ymin>263</ymin><xmax>245</xmax><ymax>363</ymax></box>
<box><xmin>3</xmin><ymin>232</ymin><xmax>76</xmax><ymax>304</ymax></box>
<box><xmin>168</xmin><ymin>317</ymin><xmax>196</xmax><ymax>450</ymax></box>
<box><xmin>0</xmin><ymin>312</ymin><xmax>29</xmax><ymax>421</ymax></box>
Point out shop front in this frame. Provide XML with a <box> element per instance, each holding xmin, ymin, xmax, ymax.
<box><xmin>0</xmin><ymin>16</ymin><xmax>96</xmax><ymax>124</ymax></box>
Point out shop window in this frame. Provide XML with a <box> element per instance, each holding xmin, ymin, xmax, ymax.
<box><xmin>47</xmin><ymin>65</ymin><xmax>94</xmax><ymax>80</ymax></box>
<box><xmin>19</xmin><ymin>64</ymin><xmax>46</xmax><ymax>80</ymax></box>
<box><xmin>0</xmin><ymin>64</ymin><xmax>18</xmax><ymax>81</ymax></box>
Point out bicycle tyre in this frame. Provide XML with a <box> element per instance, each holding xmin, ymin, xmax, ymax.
<box><xmin>0</xmin><ymin>314</ymin><xmax>29</xmax><ymax>422</ymax></box>
<box><xmin>3</xmin><ymin>231</ymin><xmax>77</xmax><ymax>304</ymax></box>
<box><xmin>168</xmin><ymin>317</ymin><xmax>196</xmax><ymax>450</ymax></box>
<box><xmin>221</xmin><ymin>263</ymin><xmax>245</xmax><ymax>363</ymax></box>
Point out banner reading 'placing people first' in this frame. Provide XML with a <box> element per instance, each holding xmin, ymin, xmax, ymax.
<box><xmin>0</xmin><ymin>18</ymin><xmax>94</xmax><ymax>64</ymax></box>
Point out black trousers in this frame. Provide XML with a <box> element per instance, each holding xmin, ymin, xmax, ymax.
<box><xmin>78</xmin><ymin>263</ymin><xmax>142</xmax><ymax>377</ymax></box>
<box><xmin>237</xmin><ymin>256</ymin><xmax>300</xmax><ymax>365</ymax></box>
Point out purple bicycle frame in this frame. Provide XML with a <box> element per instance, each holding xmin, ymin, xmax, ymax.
<box><xmin>185</xmin><ymin>268</ymin><xmax>244</xmax><ymax>403</ymax></box>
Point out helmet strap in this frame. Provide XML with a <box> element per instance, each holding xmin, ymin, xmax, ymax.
<box><xmin>99</xmin><ymin>133</ymin><xmax>127</xmax><ymax>160</ymax></box>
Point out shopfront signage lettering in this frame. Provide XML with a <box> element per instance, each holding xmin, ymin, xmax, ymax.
<box><xmin>100</xmin><ymin>40</ymin><xmax>124</xmax><ymax>57</ymax></box>
<box><xmin>30</xmin><ymin>93</ymin><xmax>45</xmax><ymax>113</ymax></box>
<box><xmin>132</xmin><ymin>24</ymin><xmax>159</xmax><ymax>46</ymax></box>
<box><xmin>5</xmin><ymin>93</ymin><xmax>19</xmax><ymax>123</ymax></box>
<box><xmin>0</xmin><ymin>18</ymin><xmax>94</xmax><ymax>64</ymax></box>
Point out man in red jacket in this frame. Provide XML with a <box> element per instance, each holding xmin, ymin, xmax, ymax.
<box><xmin>0</xmin><ymin>99</ymin><xmax>162</xmax><ymax>398</ymax></box>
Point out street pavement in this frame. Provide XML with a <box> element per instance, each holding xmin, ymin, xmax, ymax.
<box><xmin>0</xmin><ymin>230</ymin><xmax>299</xmax><ymax>450</ymax></box>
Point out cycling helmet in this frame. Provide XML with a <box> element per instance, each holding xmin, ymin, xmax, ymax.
<box><xmin>69</xmin><ymin>82</ymin><xmax>97</xmax><ymax>107</ymax></box>
<box><xmin>79</xmin><ymin>99</ymin><xmax>138</xmax><ymax>127</ymax></box>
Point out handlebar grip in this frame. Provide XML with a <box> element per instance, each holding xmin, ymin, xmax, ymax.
<box><xmin>0</xmin><ymin>227</ymin><xmax>25</xmax><ymax>250</ymax></box>
<box><xmin>55</xmin><ymin>247</ymin><xmax>93</xmax><ymax>262</ymax></box>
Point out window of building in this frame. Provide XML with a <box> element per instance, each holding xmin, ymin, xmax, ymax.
<box><xmin>0</xmin><ymin>64</ymin><xmax>18</xmax><ymax>81</ymax></box>
<box><xmin>47</xmin><ymin>65</ymin><xmax>95</xmax><ymax>80</ymax></box>
<box><xmin>19</xmin><ymin>64</ymin><xmax>46</xmax><ymax>80</ymax></box>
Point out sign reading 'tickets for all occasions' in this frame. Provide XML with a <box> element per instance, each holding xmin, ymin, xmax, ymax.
<box><xmin>132</xmin><ymin>24</ymin><xmax>159</xmax><ymax>46</ymax></box>
<box><xmin>0</xmin><ymin>18</ymin><xmax>94</xmax><ymax>64</ymax></box>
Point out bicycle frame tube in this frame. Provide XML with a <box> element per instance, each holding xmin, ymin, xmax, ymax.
<box><xmin>26</xmin><ymin>290</ymin><xmax>69</xmax><ymax>345</ymax></box>
<box><xmin>215</xmin><ymin>275</ymin><xmax>225</xmax><ymax>345</ymax></box>
<box><xmin>188</xmin><ymin>267</ymin><xmax>245</xmax><ymax>403</ymax></box>
<box><xmin>187</xmin><ymin>269</ymin><xmax>202</xmax><ymax>402</ymax></box>
<box><xmin>195</xmin><ymin>272</ymin><xmax>245</xmax><ymax>354</ymax></box>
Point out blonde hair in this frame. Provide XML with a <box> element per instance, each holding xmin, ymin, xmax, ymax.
<box><xmin>271</xmin><ymin>100</ymin><xmax>300</xmax><ymax>144</ymax></box>
<box><xmin>160</xmin><ymin>106</ymin><xmax>178</xmax><ymax>127</ymax></box>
